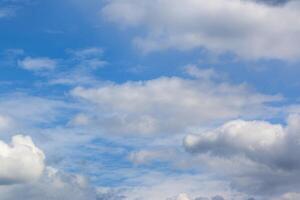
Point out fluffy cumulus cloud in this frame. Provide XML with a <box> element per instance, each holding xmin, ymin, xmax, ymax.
<box><xmin>71</xmin><ymin>72</ymin><xmax>279</xmax><ymax>135</ymax></box>
<box><xmin>0</xmin><ymin>135</ymin><xmax>107</xmax><ymax>200</ymax></box>
<box><xmin>183</xmin><ymin>114</ymin><xmax>300</xmax><ymax>197</ymax></box>
<box><xmin>0</xmin><ymin>135</ymin><xmax>45</xmax><ymax>185</ymax></box>
<box><xmin>102</xmin><ymin>0</ymin><xmax>300</xmax><ymax>60</ymax></box>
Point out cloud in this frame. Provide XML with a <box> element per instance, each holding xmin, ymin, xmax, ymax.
<box><xmin>0</xmin><ymin>94</ymin><xmax>69</xmax><ymax>131</ymax></box>
<box><xmin>71</xmin><ymin>73</ymin><xmax>280</xmax><ymax>135</ymax></box>
<box><xmin>0</xmin><ymin>135</ymin><xmax>45</xmax><ymax>185</ymax></box>
<box><xmin>0</xmin><ymin>166</ymin><xmax>101</xmax><ymax>200</ymax></box>
<box><xmin>255</xmin><ymin>0</ymin><xmax>291</xmax><ymax>5</ymax></box>
<box><xmin>211</xmin><ymin>196</ymin><xmax>225</xmax><ymax>200</ymax></box>
<box><xmin>66</xmin><ymin>47</ymin><xmax>107</xmax><ymax>69</ymax></box>
<box><xmin>46</xmin><ymin>47</ymin><xmax>107</xmax><ymax>86</ymax></box>
<box><xmin>0</xmin><ymin>115</ymin><xmax>14</xmax><ymax>132</ymax></box>
<box><xmin>184</xmin><ymin>65</ymin><xmax>221</xmax><ymax>81</ymax></box>
<box><xmin>128</xmin><ymin>149</ymin><xmax>176</xmax><ymax>165</ymax></box>
<box><xmin>274</xmin><ymin>193</ymin><xmax>300</xmax><ymax>200</ymax></box>
<box><xmin>68</xmin><ymin>113</ymin><xmax>90</xmax><ymax>126</ymax></box>
<box><xmin>116</xmin><ymin>171</ymin><xmax>244</xmax><ymax>200</ymax></box>
<box><xmin>102</xmin><ymin>0</ymin><xmax>300</xmax><ymax>60</ymax></box>
<box><xmin>174</xmin><ymin>193</ymin><xmax>191</xmax><ymax>200</ymax></box>
<box><xmin>9</xmin><ymin>47</ymin><xmax>106</xmax><ymax>82</ymax></box>
<box><xmin>183</xmin><ymin>114</ymin><xmax>300</xmax><ymax>196</ymax></box>
<box><xmin>67</xmin><ymin>47</ymin><xmax>104</xmax><ymax>59</ymax></box>
<box><xmin>18</xmin><ymin>57</ymin><xmax>57</xmax><ymax>71</ymax></box>
<box><xmin>168</xmin><ymin>193</ymin><xmax>227</xmax><ymax>200</ymax></box>
<box><xmin>96</xmin><ymin>188</ymin><xmax>126</xmax><ymax>200</ymax></box>
<box><xmin>0</xmin><ymin>134</ymin><xmax>103</xmax><ymax>200</ymax></box>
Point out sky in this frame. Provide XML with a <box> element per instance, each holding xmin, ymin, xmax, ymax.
<box><xmin>1</xmin><ymin>0</ymin><xmax>300</xmax><ymax>199</ymax></box>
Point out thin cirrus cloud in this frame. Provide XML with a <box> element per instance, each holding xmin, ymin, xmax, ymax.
<box><xmin>15</xmin><ymin>47</ymin><xmax>105</xmax><ymax>73</ymax></box>
<box><xmin>102</xmin><ymin>0</ymin><xmax>300</xmax><ymax>60</ymax></box>
<box><xmin>13</xmin><ymin>47</ymin><xmax>107</xmax><ymax>86</ymax></box>
<box><xmin>66</xmin><ymin>47</ymin><xmax>107</xmax><ymax>70</ymax></box>
<box><xmin>17</xmin><ymin>57</ymin><xmax>58</xmax><ymax>71</ymax></box>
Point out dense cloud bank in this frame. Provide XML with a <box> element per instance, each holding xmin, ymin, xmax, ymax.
<box><xmin>102</xmin><ymin>0</ymin><xmax>300</xmax><ymax>60</ymax></box>
<box><xmin>184</xmin><ymin>115</ymin><xmax>300</xmax><ymax>197</ymax></box>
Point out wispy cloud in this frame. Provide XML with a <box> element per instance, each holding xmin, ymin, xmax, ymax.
<box><xmin>18</xmin><ymin>57</ymin><xmax>58</xmax><ymax>71</ymax></box>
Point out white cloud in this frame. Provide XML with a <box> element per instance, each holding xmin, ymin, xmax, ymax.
<box><xmin>67</xmin><ymin>47</ymin><xmax>107</xmax><ymax>69</ymax></box>
<box><xmin>0</xmin><ymin>94</ymin><xmax>69</xmax><ymax>131</ymax></box>
<box><xmin>0</xmin><ymin>115</ymin><xmax>14</xmax><ymax>132</ymax></box>
<box><xmin>68</xmin><ymin>113</ymin><xmax>90</xmax><ymax>126</ymax></box>
<box><xmin>0</xmin><ymin>134</ymin><xmax>101</xmax><ymax>200</ymax></box>
<box><xmin>183</xmin><ymin>114</ymin><xmax>300</xmax><ymax>196</ymax></box>
<box><xmin>68</xmin><ymin>47</ymin><xmax>104</xmax><ymax>59</ymax></box>
<box><xmin>174</xmin><ymin>193</ymin><xmax>191</xmax><ymax>200</ymax></box>
<box><xmin>0</xmin><ymin>135</ymin><xmax>45</xmax><ymax>185</ymax></box>
<box><xmin>18</xmin><ymin>57</ymin><xmax>57</xmax><ymax>71</ymax></box>
<box><xmin>128</xmin><ymin>149</ymin><xmax>176</xmax><ymax>165</ymax></box>
<box><xmin>275</xmin><ymin>193</ymin><xmax>300</xmax><ymax>200</ymax></box>
<box><xmin>102</xmin><ymin>0</ymin><xmax>300</xmax><ymax>60</ymax></box>
<box><xmin>0</xmin><ymin>166</ymin><xmax>100</xmax><ymax>200</ymax></box>
<box><xmin>118</xmin><ymin>172</ymin><xmax>244</xmax><ymax>200</ymax></box>
<box><xmin>71</xmin><ymin>74</ymin><xmax>280</xmax><ymax>135</ymax></box>
<box><xmin>184</xmin><ymin>65</ymin><xmax>220</xmax><ymax>81</ymax></box>
<box><xmin>48</xmin><ymin>47</ymin><xmax>107</xmax><ymax>86</ymax></box>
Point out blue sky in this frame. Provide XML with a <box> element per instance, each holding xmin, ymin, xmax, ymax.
<box><xmin>1</xmin><ymin>0</ymin><xmax>300</xmax><ymax>200</ymax></box>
